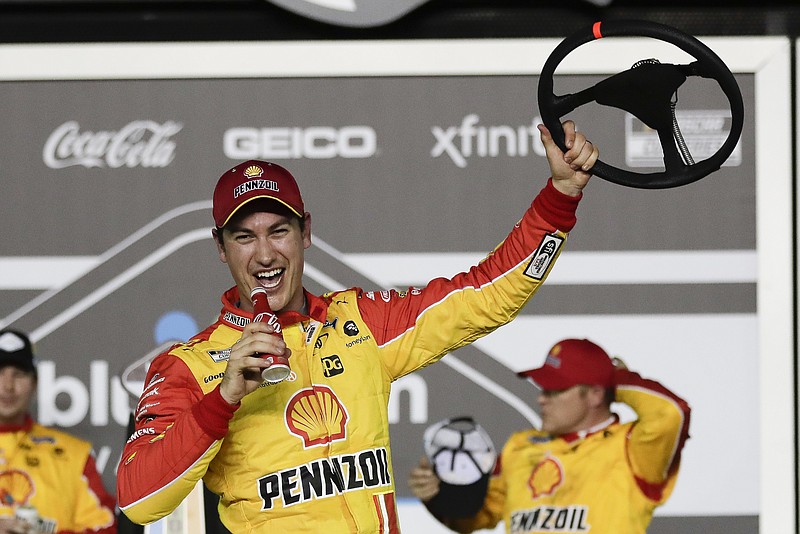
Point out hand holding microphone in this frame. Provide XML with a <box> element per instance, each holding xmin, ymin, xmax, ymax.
<box><xmin>250</xmin><ymin>287</ymin><xmax>291</xmax><ymax>384</ymax></box>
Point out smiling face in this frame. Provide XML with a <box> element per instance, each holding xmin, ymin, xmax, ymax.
<box><xmin>0</xmin><ymin>366</ymin><xmax>35</xmax><ymax>426</ymax></box>
<box><xmin>215</xmin><ymin>200</ymin><xmax>312</xmax><ymax>314</ymax></box>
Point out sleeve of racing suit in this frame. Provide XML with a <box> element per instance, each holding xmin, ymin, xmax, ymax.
<box><xmin>616</xmin><ymin>368</ymin><xmax>692</xmax><ymax>502</ymax></box>
<box><xmin>62</xmin><ymin>454</ymin><xmax>117</xmax><ymax>534</ymax></box>
<box><xmin>359</xmin><ymin>178</ymin><xmax>581</xmax><ymax>378</ymax></box>
<box><xmin>116</xmin><ymin>352</ymin><xmax>238</xmax><ymax>524</ymax></box>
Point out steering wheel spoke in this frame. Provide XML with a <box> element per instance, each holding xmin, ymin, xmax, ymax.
<box><xmin>657</xmin><ymin>128</ymin><xmax>690</xmax><ymax>172</ymax></box>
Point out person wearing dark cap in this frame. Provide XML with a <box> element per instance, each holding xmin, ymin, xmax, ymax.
<box><xmin>116</xmin><ymin>121</ymin><xmax>599</xmax><ymax>533</ymax></box>
<box><xmin>0</xmin><ymin>329</ymin><xmax>117</xmax><ymax>534</ymax></box>
<box><xmin>409</xmin><ymin>338</ymin><xmax>692</xmax><ymax>534</ymax></box>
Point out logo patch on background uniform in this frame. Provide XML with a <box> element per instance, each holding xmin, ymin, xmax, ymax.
<box><xmin>529</xmin><ymin>456</ymin><xmax>564</xmax><ymax>498</ymax></box>
<box><xmin>524</xmin><ymin>234</ymin><xmax>564</xmax><ymax>280</ymax></box>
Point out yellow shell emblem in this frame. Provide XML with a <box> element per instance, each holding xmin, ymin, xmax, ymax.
<box><xmin>528</xmin><ymin>456</ymin><xmax>563</xmax><ymax>498</ymax></box>
<box><xmin>0</xmin><ymin>469</ymin><xmax>34</xmax><ymax>505</ymax></box>
<box><xmin>286</xmin><ymin>385</ymin><xmax>349</xmax><ymax>448</ymax></box>
<box><xmin>243</xmin><ymin>165</ymin><xmax>264</xmax><ymax>178</ymax></box>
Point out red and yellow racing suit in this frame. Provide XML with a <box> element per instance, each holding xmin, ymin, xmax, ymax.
<box><xmin>438</xmin><ymin>369</ymin><xmax>691</xmax><ymax>534</ymax></box>
<box><xmin>0</xmin><ymin>416</ymin><xmax>117</xmax><ymax>534</ymax></box>
<box><xmin>117</xmin><ymin>180</ymin><xmax>581</xmax><ymax>533</ymax></box>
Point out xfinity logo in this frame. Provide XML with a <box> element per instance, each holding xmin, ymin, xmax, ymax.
<box><xmin>224</xmin><ymin>126</ymin><xmax>377</xmax><ymax>160</ymax></box>
<box><xmin>431</xmin><ymin>114</ymin><xmax>546</xmax><ymax>168</ymax></box>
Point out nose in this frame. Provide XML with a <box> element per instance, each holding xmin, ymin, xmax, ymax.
<box><xmin>254</xmin><ymin>235</ymin><xmax>277</xmax><ymax>264</ymax></box>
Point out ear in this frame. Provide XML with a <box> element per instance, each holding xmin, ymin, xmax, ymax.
<box><xmin>585</xmin><ymin>385</ymin><xmax>606</xmax><ymax>409</ymax></box>
<box><xmin>302</xmin><ymin>212</ymin><xmax>312</xmax><ymax>250</ymax></box>
<box><xmin>212</xmin><ymin>228</ymin><xmax>228</xmax><ymax>264</ymax></box>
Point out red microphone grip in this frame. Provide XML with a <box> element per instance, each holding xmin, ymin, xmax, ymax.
<box><xmin>250</xmin><ymin>287</ymin><xmax>291</xmax><ymax>384</ymax></box>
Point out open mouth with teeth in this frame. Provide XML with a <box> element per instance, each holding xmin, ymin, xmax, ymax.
<box><xmin>256</xmin><ymin>268</ymin><xmax>284</xmax><ymax>289</ymax></box>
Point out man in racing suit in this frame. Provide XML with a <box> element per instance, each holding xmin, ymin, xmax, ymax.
<box><xmin>409</xmin><ymin>338</ymin><xmax>692</xmax><ymax>534</ymax></box>
<box><xmin>116</xmin><ymin>121</ymin><xmax>598</xmax><ymax>533</ymax></box>
<box><xmin>0</xmin><ymin>329</ymin><xmax>117</xmax><ymax>534</ymax></box>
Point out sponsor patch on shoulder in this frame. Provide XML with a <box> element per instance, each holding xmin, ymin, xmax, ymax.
<box><xmin>524</xmin><ymin>234</ymin><xmax>564</xmax><ymax>280</ymax></box>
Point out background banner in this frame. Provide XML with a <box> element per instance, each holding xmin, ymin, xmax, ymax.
<box><xmin>0</xmin><ymin>37</ymin><xmax>791</xmax><ymax>532</ymax></box>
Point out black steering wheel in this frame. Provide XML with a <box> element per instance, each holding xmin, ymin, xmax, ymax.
<box><xmin>538</xmin><ymin>19</ymin><xmax>744</xmax><ymax>189</ymax></box>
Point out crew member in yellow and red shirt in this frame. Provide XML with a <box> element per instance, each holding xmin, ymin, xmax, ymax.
<box><xmin>409</xmin><ymin>338</ymin><xmax>691</xmax><ymax>534</ymax></box>
<box><xmin>0</xmin><ymin>329</ymin><xmax>116</xmax><ymax>534</ymax></box>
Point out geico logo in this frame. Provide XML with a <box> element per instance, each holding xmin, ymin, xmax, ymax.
<box><xmin>224</xmin><ymin>127</ymin><xmax>377</xmax><ymax>160</ymax></box>
<box><xmin>430</xmin><ymin>114</ymin><xmax>547</xmax><ymax>168</ymax></box>
<box><xmin>36</xmin><ymin>360</ymin><xmax>131</xmax><ymax>428</ymax></box>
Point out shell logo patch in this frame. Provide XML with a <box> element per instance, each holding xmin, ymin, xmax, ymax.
<box><xmin>0</xmin><ymin>469</ymin><xmax>35</xmax><ymax>505</ymax></box>
<box><xmin>243</xmin><ymin>165</ymin><xmax>264</xmax><ymax>178</ymax></box>
<box><xmin>285</xmin><ymin>385</ymin><xmax>349</xmax><ymax>448</ymax></box>
<box><xmin>528</xmin><ymin>456</ymin><xmax>564</xmax><ymax>498</ymax></box>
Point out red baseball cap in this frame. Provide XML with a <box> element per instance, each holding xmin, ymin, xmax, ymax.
<box><xmin>212</xmin><ymin>160</ymin><xmax>305</xmax><ymax>228</ymax></box>
<box><xmin>517</xmin><ymin>338</ymin><xmax>614</xmax><ymax>390</ymax></box>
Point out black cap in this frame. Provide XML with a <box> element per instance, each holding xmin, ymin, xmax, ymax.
<box><xmin>0</xmin><ymin>330</ymin><xmax>36</xmax><ymax>374</ymax></box>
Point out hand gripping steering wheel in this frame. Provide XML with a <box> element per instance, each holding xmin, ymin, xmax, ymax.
<box><xmin>538</xmin><ymin>19</ymin><xmax>744</xmax><ymax>189</ymax></box>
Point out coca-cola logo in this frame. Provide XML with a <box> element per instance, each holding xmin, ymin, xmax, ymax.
<box><xmin>254</xmin><ymin>311</ymin><xmax>282</xmax><ymax>334</ymax></box>
<box><xmin>42</xmin><ymin>120</ymin><xmax>182</xmax><ymax>169</ymax></box>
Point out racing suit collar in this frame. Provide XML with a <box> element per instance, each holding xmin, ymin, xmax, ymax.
<box><xmin>558</xmin><ymin>414</ymin><xmax>618</xmax><ymax>444</ymax></box>
<box><xmin>220</xmin><ymin>286</ymin><xmax>328</xmax><ymax>330</ymax></box>
<box><xmin>0</xmin><ymin>414</ymin><xmax>34</xmax><ymax>434</ymax></box>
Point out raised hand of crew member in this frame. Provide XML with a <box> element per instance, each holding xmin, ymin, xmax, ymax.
<box><xmin>408</xmin><ymin>456</ymin><xmax>442</xmax><ymax>503</ymax></box>
<box><xmin>218</xmin><ymin>320</ymin><xmax>291</xmax><ymax>405</ymax></box>
<box><xmin>539</xmin><ymin>120</ymin><xmax>599</xmax><ymax>198</ymax></box>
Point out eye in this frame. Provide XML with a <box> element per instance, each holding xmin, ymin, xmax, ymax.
<box><xmin>234</xmin><ymin>233</ymin><xmax>255</xmax><ymax>243</ymax></box>
<box><xmin>272</xmin><ymin>225</ymin><xmax>291</xmax><ymax>237</ymax></box>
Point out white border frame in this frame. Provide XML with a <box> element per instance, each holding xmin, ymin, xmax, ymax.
<box><xmin>0</xmin><ymin>36</ymin><xmax>793</xmax><ymax>531</ymax></box>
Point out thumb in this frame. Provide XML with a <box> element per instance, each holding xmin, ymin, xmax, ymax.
<box><xmin>538</xmin><ymin>124</ymin><xmax>566</xmax><ymax>160</ymax></box>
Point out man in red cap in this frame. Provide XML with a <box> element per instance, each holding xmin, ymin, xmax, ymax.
<box><xmin>117</xmin><ymin>122</ymin><xmax>598</xmax><ymax>533</ymax></box>
<box><xmin>409</xmin><ymin>338</ymin><xmax>691</xmax><ymax>533</ymax></box>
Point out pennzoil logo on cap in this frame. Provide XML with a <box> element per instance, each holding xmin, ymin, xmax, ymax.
<box><xmin>233</xmin><ymin>178</ymin><xmax>280</xmax><ymax>199</ymax></box>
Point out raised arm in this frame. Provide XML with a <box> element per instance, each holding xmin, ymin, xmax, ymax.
<box><xmin>615</xmin><ymin>365</ymin><xmax>691</xmax><ymax>500</ymax></box>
